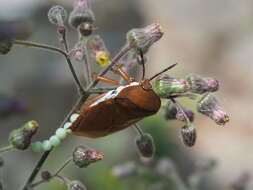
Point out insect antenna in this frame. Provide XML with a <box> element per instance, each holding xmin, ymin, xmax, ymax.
<box><xmin>139</xmin><ymin>49</ymin><xmax>146</xmax><ymax>79</ymax></box>
<box><xmin>148</xmin><ymin>63</ymin><xmax>178</xmax><ymax>81</ymax></box>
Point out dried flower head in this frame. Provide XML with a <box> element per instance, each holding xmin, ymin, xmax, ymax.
<box><xmin>181</xmin><ymin>123</ymin><xmax>197</xmax><ymax>147</ymax></box>
<box><xmin>48</xmin><ymin>5</ymin><xmax>67</xmax><ymax>26</ymax></box>
<box><xmin>164</xmin><ymin>101</ymin><xmax>194</xmax><ymax>122</ymax></box>
<box><xmin>73</xmin><ymin>146</ymin><xmax>104</xmax><ymax>168</ymax></box>
<box><xmin>135</xmin><ymin>133</ymin><xmax>155</xmax><ymax>158</ymax></box>
<box><xmin>197</xmin><ymin>93</ymin><xmax>229</xmax><ymax>125</ymax></box>
<box><xmin>112</xmin><ymin>162</ymin><xmax>138</xmax><ymax>179</ymax></box>
<box><xmin>69</xmin><ymin>0</ymin><xmax>95</xmax><ymax>36</ymax></box>
<box><xmin>186</xmin><ymin>74</ymin><xmax>219</xmax><ymax>94</ymax></box>
<box><xmin>154</xmin><ymin>74</ymin><xmax>190</xmax><ymax>98</ymax></box>
<box><xmin>68</xmin><ymin>180</ymin><xmax>87</xmax><ymax>190</ymax></box>
<box><xmin>127</xmin><ymin>23</ymin><xmax>163</xmax><ymax>53</ymax></box>
<box><xmin>0</xmin><ymin>38</ymin><xmax>13</xmax><ymax>55</ymax></box>
<box><xmin>9</xmin><ymin>120</ymin><xmax>39</xmax><ymax>150</ymax></box>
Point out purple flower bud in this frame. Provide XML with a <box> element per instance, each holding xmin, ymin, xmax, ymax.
<box><xmin>73</xmin><ymin>146</ymin><xmax>104</xmax><ymax>168</ymax></box>
<box><xmin>197</xmin><ymin>94</ymin><xmax>229</xmax><ymax>126</ymax></box>
<box><xmin>112</xmin><ymin>162</ymin><xmax>138</xmax><ymax>179</ymax></box>
<box><xmin>186</xmin><ymin>74</ymin><xmax>219</xmax><ymax>94</ymax></box>
<box><xmin>127</xmin><ymin>23</ymin><xmax>163</xmax><ymax>53</ymax></box>
<box><xmin>154</xmin><ymin>75</ymin><xmax>190</xmax><ymax>98</ymax></box>
<box><xmin>0</xmin><ymin>38</ymin><xmax>13</xmax><ymax>55</ymax></box>
<box><xmin>48</xmin><ymin>5</ymin><xmax>67</xmax><ymax>26</ymax></box>
<box><xmin>68</xmin><ymin>180</ymin><xmax>87</xmax><ymax>190</ymax></box>
<box><xmin>135</xmin><ymin>133</ymin><xmax>155</xmax><ymax>158</ymax></box>
<box><xmin>165</xmin><ymin>101</ymin><xmax>194</xmax><ymax>122</ymax></box>
<box><xmin>69</xmin><ymin>0</ymin><xmax>95</xmax><ymax>36</ymax></box>
<box><xmin>9</xmin><ymin>121</ymin><xmax>39</xmax><ymax>150</ymax></box>
<box><xmin>41</xmin><ymin>171</ymin><xmax>52</xmax><ymax>181</ymax></box>
<box><xmin>181</xmin><ymin>124</ymin><xmax>197</xmax><ymax>147</ymax></box>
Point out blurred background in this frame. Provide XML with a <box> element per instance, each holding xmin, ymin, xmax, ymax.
<box><xmin>0</xmin><ymin>0</ymin><xmax>252</xmax><ymax>189</ymax></box>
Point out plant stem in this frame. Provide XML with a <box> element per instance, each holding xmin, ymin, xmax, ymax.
<box><xmin>0</xmin><ymin>145</ymin><xmax>14</xmax><ymax>153</ymax></box>
<box><xmin>170</xmin><ymin>98</ymin><xmax>191</xmax><ymax>124</ymax></box>
<box><xmin>134</xmin><ymin>123</ymin><xmax>144</xmax><ymax>137</ymax></box>
<box><xmin>30</xmin><ymin>157</ymin><xmax>72</xmax><ymax>188</ymax></box>
<box><xmin>13</xmin><ymin>40</ymin><xmax>85</xmax><ymax>95</ymax></box>
<box><xmin>86</xmin><ymin>44</ymin><xmax>132</xmax><ymax>90</ymax></box>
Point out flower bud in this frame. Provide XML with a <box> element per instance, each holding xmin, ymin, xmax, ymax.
<box><xmin>41</xmin><ymin>171</ymin><xmax>52</xmax><ymax>181</ymax></box>
<box><xmin>48</xmin><ymin>5</ymin><xmax>67</xmax><ymax>26</ymax></box>
<box><xmin>0</xmin><ymin>38</ymin><xmax>13</xmax><ymax>55</ymax></box>
<box><xmin>127</xmin><ymin>23</ymin><xmax>163</xmax><ymax>53</ymax></box>
<box><xmin>186</xmin><ymin>74</ymin><xmax>219</xmax><ymax>94</ymax></box>
<box><xmin>164</xmin><ymin>101</ymin><xmax>194</xmax><ymax>122</ymax></box>
<box><xmin>73</xmin><ymin>146</ymin><xmax>104</xmax><ymax>168</ymax></box>
<box><xmin>9</xmin><ymin>120</ymin><xmax>39</xmax><ymax>150</ymax></box>
<box><xmin>197</xmin><ymin>93</ymin><xmax>229</xmax><ymax>126</ymax></box>
<box><xmin>154</xmin><ymin>74</ymin><xmax>190</xmax><ymax>98</ymax></box>
<box><xmin>68</xmin><ymin>180</ymin><xmax>87</xmax><ymax>190</ymax></box>
<box><xmin>112</xmin><ymin>162</ymin><xmax>138</xmax><ymax>179</ymax></box>
<box><xmin>69</xmin><ymin>0</ymin><xmax>95</xmax><ymax>36</ymax></box>
<box><xmin>135</xmin><ymin>133</ymin><xmax>155</xmax><ymax>158</ymax></box>
<box><xmin>181</xmin><ymin>124</ymin><xmax>197</xmax><ymax>147</ymax></box>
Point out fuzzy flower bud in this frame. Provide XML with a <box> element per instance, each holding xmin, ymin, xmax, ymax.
<box><xmin>87</xmin><ymin>35</ymin><xmax>111</xmax><ymax>66</ymax></box>
<box><xmin>9</xmin><ymin>120</ymin><xmax>39</xmax><ymax>150</ymax></box>
<box><xmin>48</xmin><ymin>5</ymin><xmax>67</xmax><ymax>26</ymax></box>
<box><xmin>69</xmin><ymin>0</ymin><xmax>95</xmax><ymax>36</ymax></box>
<box><xmin>0</xmin><ymin>38</ymin><xmax>13</xmax><ymax>55</ymax></box>
<box><xmin>154</xmin><ymin>74</ymin><xmax>190</xmax><ymax>98</ymax></box>
<box><xmin>181</xmin><ymin>123</ymin><xmax>197</xmax><ymax>147</ymax></box>
<box><xmin>112</xmin><ymin>162</ymin><xmax>138</xmax><ymax>179</ymax></box>
<box><xmin>68</xmin><ymin>180</ymin><xmax>87</xmax><ymax>190</ymax></box>
<box><xmin>73</xmin><ymin>146</ymin><xmax>104</xmax><ymax>168</ymax></box>
<box><xmin>135</xmin><ymin>133</ymin><xmax>155</xmax><ymax>158</ymax></box>
<box><xmin>41</xmin><ymin>171</ymin><xmax>52</xmax><ymax>181</ymax></box>
<box><xmin>197</xmin><ymin>93</ymin><xmax>229</xmax><ymax>126</ymax></box>
<box><xmin>127</xmin><ymin>23</ymin><xmax>163</xmax><ymax>53</ymax></box>
<box><xmin>186</xmin><ymin>74</ymin><xmax>219</xmax><ymax>94</ymax></box>
<box><xmin>165</xmin><ymin>101</ymin><xmax>194</xmax><ymax>122</ymax></box>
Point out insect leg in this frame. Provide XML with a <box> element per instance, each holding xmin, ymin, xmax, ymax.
<box><xmin>112</xmin><ymin>65</ymin><xmax>134</xmax><ymax>83</ymax></box>
<box><xmin>91</xmin><ymin>73</ymin><xmax>121</xmax><ymax>86</ymax></box>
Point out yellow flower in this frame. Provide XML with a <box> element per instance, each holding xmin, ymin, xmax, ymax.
<box><xmin>95</xmin><ymin>51</ymin><xmax>111</xmax><ymax>67</ymax></box>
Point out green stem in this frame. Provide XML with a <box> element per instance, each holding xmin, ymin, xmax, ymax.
<box><xmin>0</xmin><ymin>145</ymin><xmax>14</xmax><ymax>153</ymax></box>
<box><xmin>134</xmin><ymin>123</ymin><xmax>144</xmax><ymax>137</ymax></box>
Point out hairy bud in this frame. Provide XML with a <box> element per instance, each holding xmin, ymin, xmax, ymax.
<box><xmin>0</xmin><ymin>38</ymin><xmax>13</xmax><ymax>55</ymax></box>
<box><xmin>197</xmin><ymin>93</ymin><xmax>229</xmax><ymax>126</ymax></box>
<box><xmin>165</xmin><ymin>101</ymin><xmax>194</xmax><ymax>122</ymax></box>
<box><xmin>87</xmin><ymin>35</ymin><xmax>111</xmax><ymax>66</ymax></box>
<box><xmin>127</xmin><ymin>23</ymin><xmax>163</xmax><ymax>53</ymax></box>
<box><xmin>186</xmin><ymin>74</ymin><xmax>219</xmax><ymax>94</ymax></box>
<box><xmin>41</xmin><ymin>171</ymin><xmax>52</xmax><ymax>181</ymax></box>
<box><xmin>154</xmin><ymin>74</ymin><xmax>190</xmax><ymax>98</ymax></box>
<box><xmin>135</xmin><ymin>133</ymin><xmax>155</xmax><ymax>158</ymax></box>
<box><xmin>68</xmin><ymin>180</ymin><xmax>87</xmax><ymax>190</ymax></box>
<box><xmin>48</xmin><ymin>5</ymin><xmax>67</xmax><ymax>26</ymax></box>
<box><xmin>69</xmin><ymin>0</ymin><xmax>95</xmax><ymax>36</ymax></box>
<box><xmin>9</xmin><ymin>120</ymin><xmax>39</xmax><ymax>150</ymax></box>
<box><xmin>73</xmin><ymin>146</ymin><xmax>104</xmax><ymax>168</ymax></box>
<box><xmin>181</xmin><ymin>123</ymin><xmax>197</xmax><ymax>147</ymax></box>
<box><xmin>112</xmin><ymin>162</ymin><xmax>138</xmax><ymax>179</ymax></box>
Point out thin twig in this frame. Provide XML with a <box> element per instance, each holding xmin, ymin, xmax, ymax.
<box><xmin>13</xmin><ymin>40</ymin><xmax>85</xmax><ymax>95</ymax></box>
<box><xmin>0</xmin><ymin>145</ymin><xmax>14</xmax><ymax>153</ymax></box>
<box><xmin>134</xmin><ymin>123</ymin><xmax>144</xmax><ymax>137</ymax></box>
<box><xmin>30</xmin><ymin>157</ymin><xmax>72</xmax><ymax>188</ymax></box>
